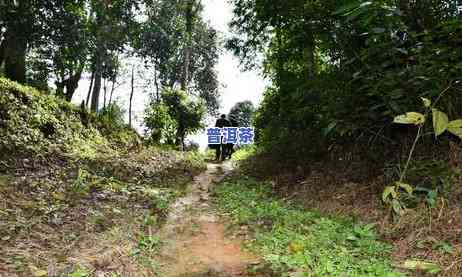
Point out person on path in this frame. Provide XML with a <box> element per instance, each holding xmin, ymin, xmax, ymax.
<box><xmin>214</xmin><ymin>114</ymin><xmax>230</xmax><ymax>161</ymax></box>
<box><xmin>226</xmin><ymin>115</ymin><xmax>239</xmax><ymax>159</ymax></box>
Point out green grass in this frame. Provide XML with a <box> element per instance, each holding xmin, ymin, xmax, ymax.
<box><xmin>182</xmin><ymin>150</ymin><xmax>208</xmax><ymax>171</ymax></box>
<box><xmin>214</xmin><ymin>176</ymin><xmax>404</xmax><ymax>276</ymax></box>
<box><xmin>67</xmin><ymin>266</ymin><xmax>91</xmax><ymax>277</ymax></box>
<box><xmin>231</xmin><ymin>145</ymin><xmax>258</xmax><ymax>161</ymax></box>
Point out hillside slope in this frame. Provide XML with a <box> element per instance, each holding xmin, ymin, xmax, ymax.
<box><xmin>0</xmin><ymin>79</ymin><xmax>206</xmax><ymax>276</ymax></box>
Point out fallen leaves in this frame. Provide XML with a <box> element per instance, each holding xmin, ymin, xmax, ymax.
<box><xmin>0</xmin><ymin>146</ymin><xmax>205</xmax><ymax>276</ymax></box>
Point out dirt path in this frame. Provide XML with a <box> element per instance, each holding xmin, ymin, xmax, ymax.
<box><xmin>157</xmin><ymin>162</ymin><xmax>259</xmax><ymax>277</ymax></box>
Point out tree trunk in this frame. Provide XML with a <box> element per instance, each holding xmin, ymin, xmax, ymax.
<box><xmin>0</xmin><ymin>40</ymin><xmax>5</xmax><ymax>67</ymax></box>
<box><xmin>175</xmin><ymin>127</ymin><xmax>185</xmax><ymax>151</ymax></box>
<box><xmin>91</xmin><ymin>70</ymin><xmax>102</xmax><ymax>112</ymax></box>
<box><xmin>181</xmin><ymin>0</ymin><xmax>195</xmax><ymax>92</ymax></box>
<box><xmin>91</xmin><ymin>11</ymin><xmax>104</xmax><ymax>113</ymax></box>
<box><xmin>129</xmin><ymin>65</ymin><xmax>135</xmax><ymax>127</ymax></box>
<box><xmin>3</xmin><ymin>31</ymin><xmax>27</xmax><ymax>84</ymax></box>
<box><xmin>182</xmin><ymin>47</ymin><xmax>191</xmax><ymax>92</ymax></box>
<box><xmin>154</xmin><ymin>61</ymin><xmax>160</xmax><ymax>102</ymax></box>
<box><xmin>55</xmin><ymin>81</ymin><xmax>65</xmax><ymax>97</ymax></box>
<box><xmin>103</xmin><ymin>78</ymin><xmax>107</xmax><ymax>109</ymax></box>
<box><xmin>86</xmin><ymin>70</ymin><xmax>95</xmax><ymax>108</ymax></box>
<box><xmin>91</xmin><ymin>52</ymin><xmax>103</xmax><ymax>113</ymax></box>
<box><xmin>109</xmin><ymin>69</ymin><xmax>117</xmax><ymax>105</ymax></box>
<box><xmin>109</xmin><ymin>79</ymin><xmax>116</xmax><ymax>106</ymax></box>
<box><xmin>303</xmin><ymin>22</ymin><xmax>316</xmax><ymax>80</ymax></box>
<box><xmin>64</xmin><ymin>65</ymin><xmax>84</xmax><ymax>102</ymax></box>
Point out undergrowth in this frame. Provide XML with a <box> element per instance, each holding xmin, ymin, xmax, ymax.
<box><xmin>0</xmin><ymin>77</ymin><xmax>140</xmax><ymax>163</ymax></box>
<box><xmin>0</xmin><ymin>149</ymin><xmax>201</xmax><ymax>276</ymax></box>
<box><xmin>231</xmin><ymin>145</ymin><xmax>258</xmax><ymax>162</ymax></box>
<box><xmin>0</xmin><ymin>79</ymin><xmax>207</xmax><ymax>276</ymax></box>
<box><xmin>214</xmin><ymin>176</ymin><xmax>403</xmax><ymax>276</ymax></box>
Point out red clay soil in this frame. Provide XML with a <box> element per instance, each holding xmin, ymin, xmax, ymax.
<box><xmin>165</xmin><ymin>221</ymin><xmax>258</xmax><ymax>276</ymax></box>
<box><xmin>158</xmin><ymin>162</ymin><xmax>259</xmax><ymax>277</ymax></box>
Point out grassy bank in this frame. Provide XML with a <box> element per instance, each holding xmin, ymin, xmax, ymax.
<box><xmin>0</xmin><ymin>78</ymin><xmax>207</xmax><ymax>276</ymax></box>
<box><xmin>214</xmin><ymin>175</ymin><xmax>403</xmax><ymax>276</ymax></box>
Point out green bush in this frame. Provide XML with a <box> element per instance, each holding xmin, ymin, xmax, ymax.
<box><xmin>144</xmin><ymin>88</ymin><xmax>206</xmax><ymax>146</ymax></box>
<box><xmin>99</xmin><ymin>103</ymin><xmax>126</xmax><ymax>129</ymax></box>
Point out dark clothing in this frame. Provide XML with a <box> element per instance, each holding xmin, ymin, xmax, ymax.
<box><xmin>215</xmin><ymin>144</ymin><xmax>226</xmax><ymax>161</ymax></box>
<box><xmin>215</xmin><ymin>118</ymin><xmax>230</xmax><ymax>128</ymax></box>
<box><xmin>226</xmin><ymin>143</ymin><xmax>234</xmax><ymax>159</ymax></box>
<box><xmin>226</xmin><ymin>120</ymin><xmax>238</xmax><ymax>159</ymax></box>
<box><xmin>214</xmin><ymin>118</ymin><xmax>231</xmax><ymax>161</ymax></box>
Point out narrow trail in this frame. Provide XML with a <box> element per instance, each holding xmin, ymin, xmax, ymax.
<box><xmin>157</xmin><ymin>162</ymin><xmax>259</xmax><ymax>277</ymax></box>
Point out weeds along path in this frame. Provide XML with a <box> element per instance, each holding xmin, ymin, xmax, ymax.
<box><xmin>157</xmin><ymin>162</ymin><xmax>259</xmax><ymax>276</ymax></box>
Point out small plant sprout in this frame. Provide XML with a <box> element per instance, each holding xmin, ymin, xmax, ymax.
<box><xmin>388</xmin><ymin>84</ymin><xmax>460</xmax><ymax>216</ymax></box>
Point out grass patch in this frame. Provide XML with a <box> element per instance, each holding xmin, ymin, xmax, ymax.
<box><xmin>231</xmin><ymin>145</ymin><xmax>258</xmax><ymax>162</ymax></box>
<box><xmin>181</xmin><ymin>150</ymin><xmax>208</xmax><ymax>171</ymax></box>
<box><xmin>214</xmin><ymin>176</ymin><xmax>403</xmax><ymax>276</ymax></box>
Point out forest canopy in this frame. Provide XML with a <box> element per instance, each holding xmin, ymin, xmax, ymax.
<box><xmin>0</xmin><ymin>0</ymin><xmax>220</xmax><ymax>144</ymax></box>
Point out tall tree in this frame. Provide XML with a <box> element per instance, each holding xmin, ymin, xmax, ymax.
<box><xmin>46</xmin><ymin>0</ymin><xmax>90</xmax><ymax>101</ymax></box>
<box><xmin>181</xmin><ymin>0</ymin><xmax>201</xmax><ymax>93</ymax></box>
<box><xmin>138</xmin><ymin>0</ymin><xmax>220</xmax><ymax>115</ymax></box>
<box><xmin>129</xmin><ymin>65</ymin><xmax>135</xmax><ymax>127</ymax></box>
<box><xmin>89</xmin><ymin>0</ymin><xmax>140</xmax><ymax>113</ymax></box>
<box><xmin>1</xmin><ymin>0</ymin><xmax>92</xmax><ymax>101</ymax></box>
<box><xmin>0</xmin><ymin>0</ymin><xmax>49</xmax><ymax>83</ymax></box>
<box><xmin>157</xmin><ymin>88</ymin><xmax>205</xmax><ymax>148</ymax></box>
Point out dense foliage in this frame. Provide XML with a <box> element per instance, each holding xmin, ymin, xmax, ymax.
<box><xmin>1</xmin><ymin>0</ymin><xmax>219</xmax><ymax>145</ymax></box>
<box><xmin>228</xmin><ymin>100</ymin><xmax>255</xmax><ymax>127</ymax></box>
<box><xmin>144</xmin><ymin>88</ymin><xmax>205</xmax><ymax>146</ymax></box>
<box><xmin>228</xmin><ymin>0</ymin><xmax>462</xmax><ymax>160</ymax></box>
<box><xmin>226</xmin><ymin>3</ymin><xmax>462</xmax><ymax>273</ymax></box>
<box><xmin>138</xmin><ymin>0</ymin><xmax>220</xmax><ymax>114</ymax></box>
